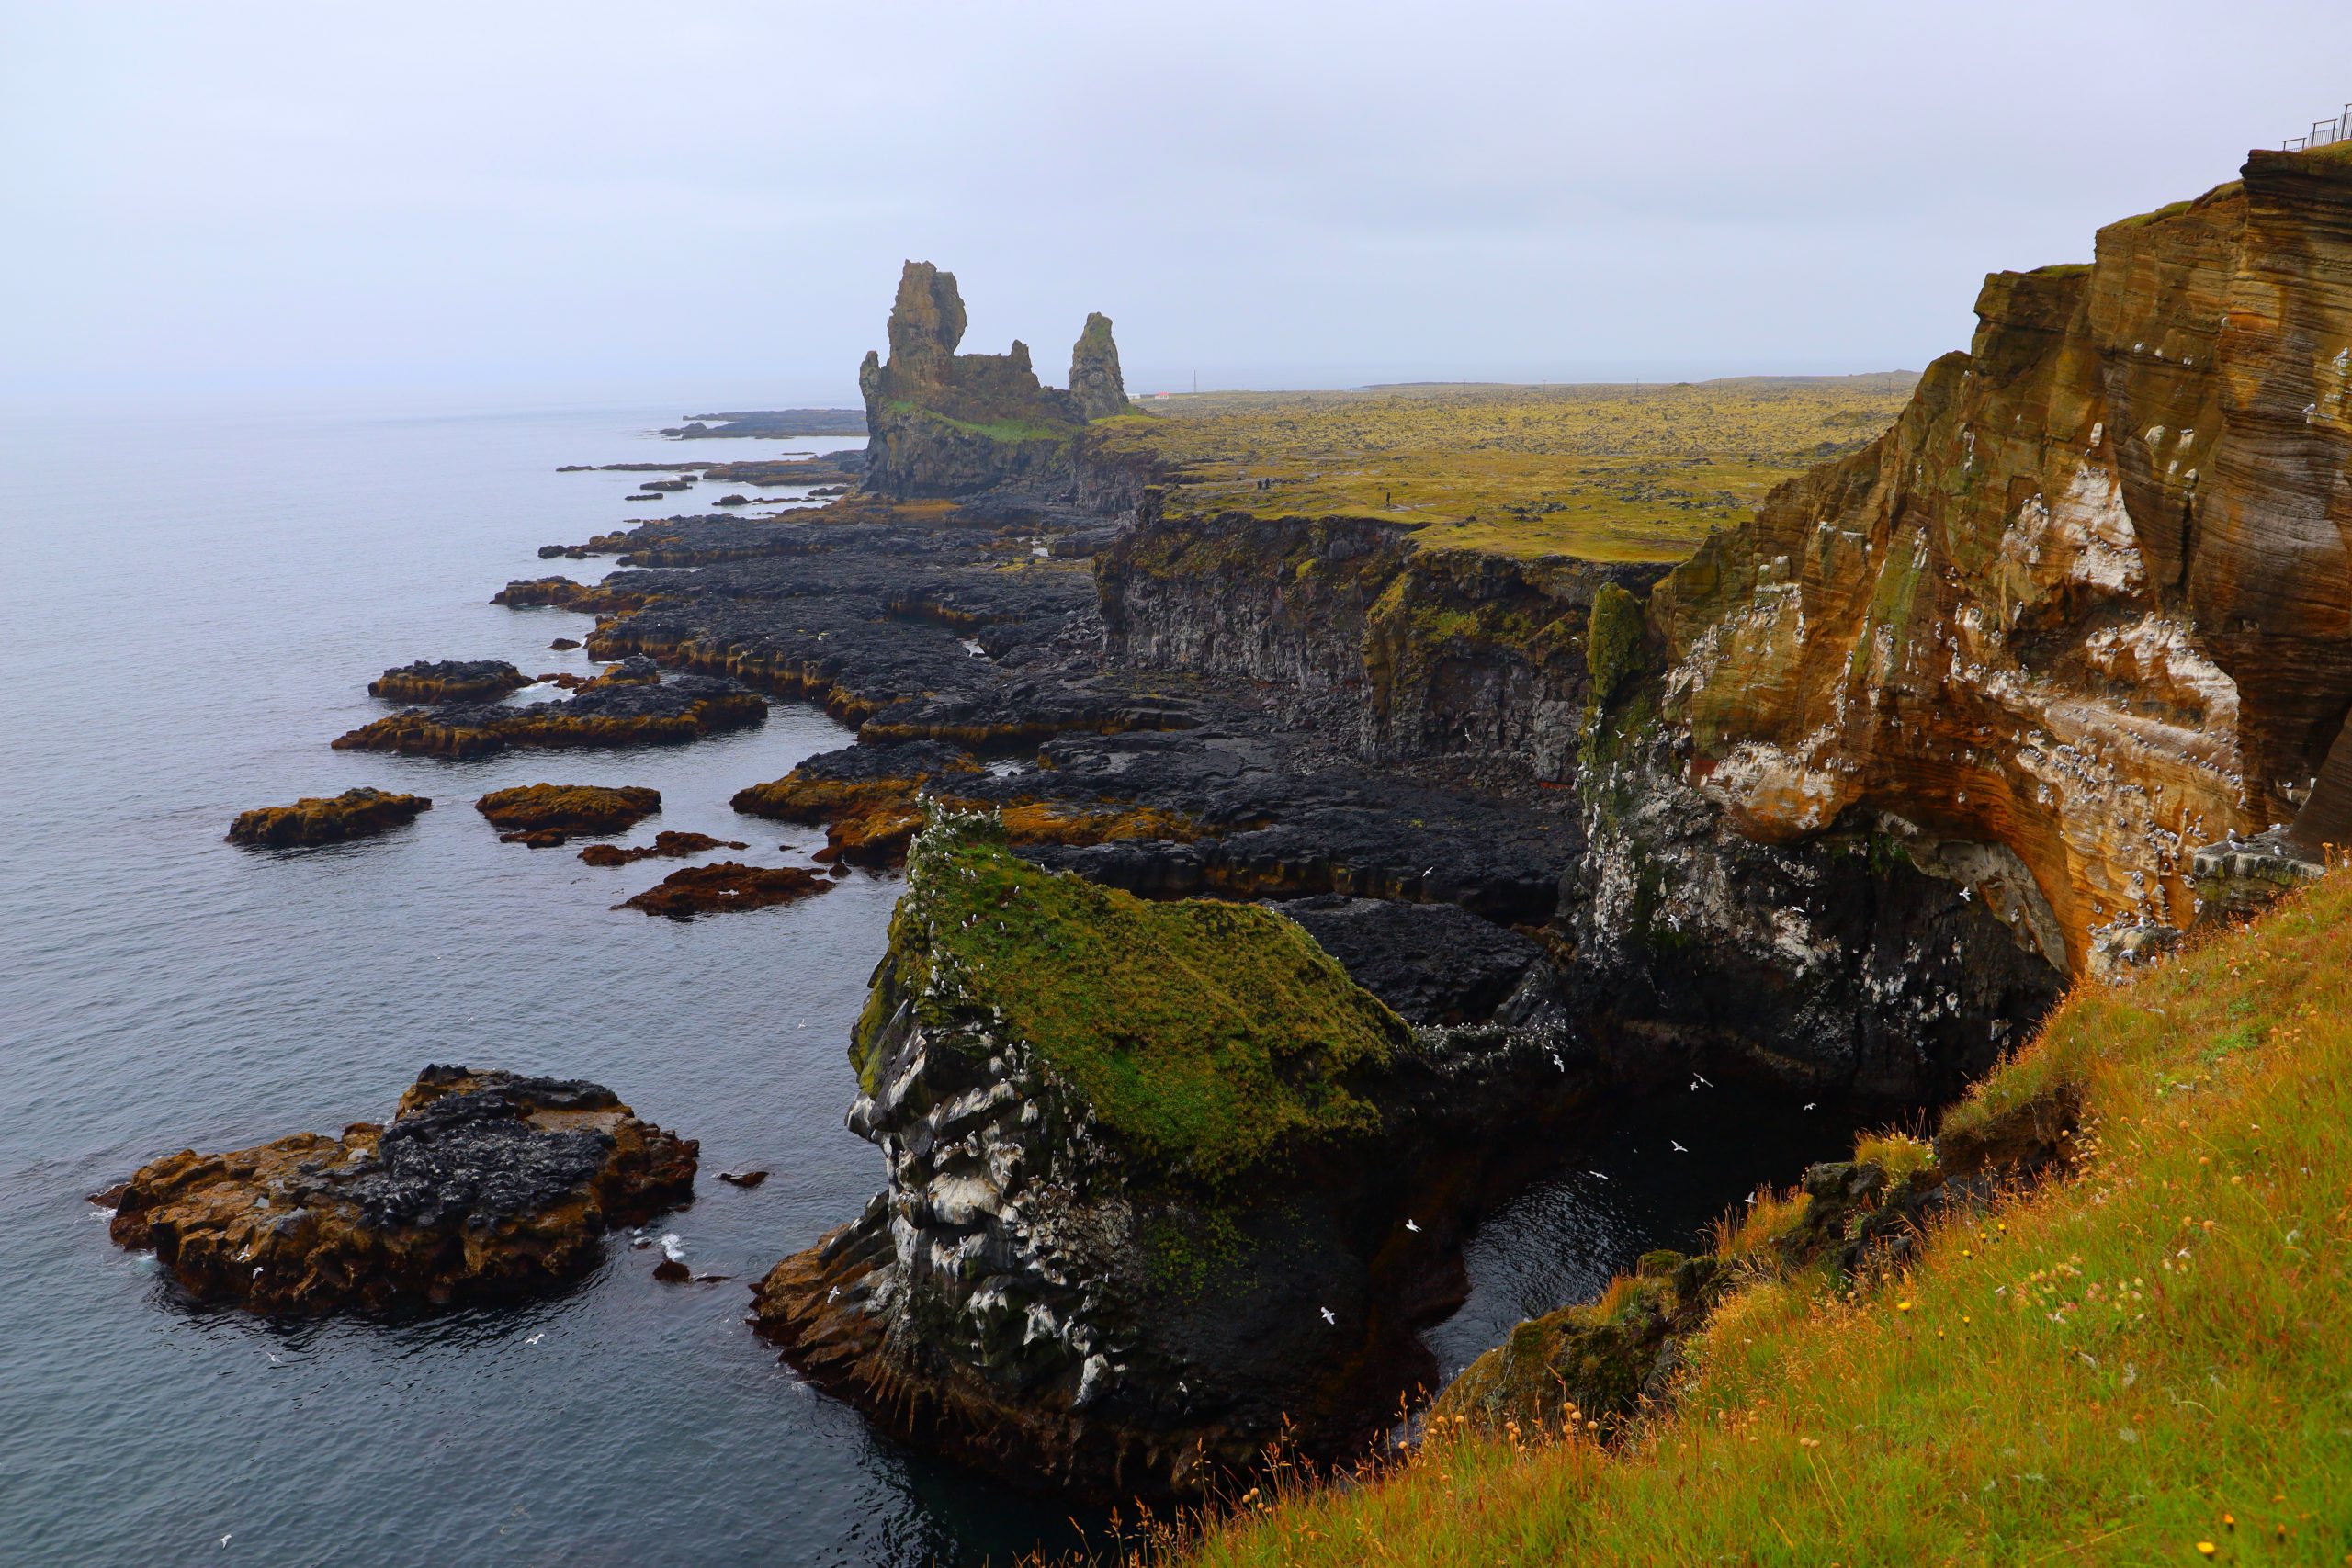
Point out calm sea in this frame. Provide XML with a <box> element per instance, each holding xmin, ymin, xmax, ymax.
<box><xmin>0</xmin><ymin>402</ymin><xmax>1861</xmax><ymax>1565</ymax></box>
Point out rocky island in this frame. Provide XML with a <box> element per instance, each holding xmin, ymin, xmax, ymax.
<box><xmin>107</xmin><ymin>1066</ymin><xmax>697</xmax><ymax>1312</ymax></box>
<box><xmin>228</xmin><ymin>786</ymin><xmax>433</xmax><ymax>847</ymax></box>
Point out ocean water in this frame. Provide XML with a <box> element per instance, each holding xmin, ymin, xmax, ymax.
<box><xmin>0</xmin><ymin>403</ymin><xmax>1864</xmax><ymax>1565</ymax></box>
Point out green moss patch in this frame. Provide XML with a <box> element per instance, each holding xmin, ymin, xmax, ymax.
<box><xmin>888</xmin><ymin>813</ymin><xmax>1407</xmax><ymax>1186</ymax></box>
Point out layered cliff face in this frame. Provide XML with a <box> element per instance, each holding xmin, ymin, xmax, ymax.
<box><xmin>754</xmin><ymin>810</ymin><xmax>1612</xmax><ymax>1499</ymax></box>
<box><xmin>1656</xmin><ymin>143</ymin><xmax>2352</xmax><ymax>971</ymax></box>
<box><xmin>1100</xmin><ymin>513</ymin><xmax>1667</xmax><ymax>784</ymax></box>
<box><xmin>859</xmin><ymin>262</ymin><xmax>1130</xmax><ymax>498</ymax></box>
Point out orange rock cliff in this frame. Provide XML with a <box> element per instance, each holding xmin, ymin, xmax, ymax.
<box><xmin>1652</xmin><ymin>142</ymin><xmax>2352</xmax><ymax>973</ymax></box>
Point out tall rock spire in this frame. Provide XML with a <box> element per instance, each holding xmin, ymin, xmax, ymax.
<box><xmin>1068</xmin><ymin>312</ymin><xmax>1128</xmax><ymax>420</ymax></box>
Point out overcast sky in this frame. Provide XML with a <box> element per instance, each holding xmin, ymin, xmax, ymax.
<box><xmin>6</xmin><ymin>2</ymin><xmax>2350</xmax><ymax>412</ymax></box>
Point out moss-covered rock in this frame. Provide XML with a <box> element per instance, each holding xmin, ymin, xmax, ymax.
<box><xmin>755</xmin><ymin>807</ymin><xmax>1601</xmax><ymax>1500</ymax></box>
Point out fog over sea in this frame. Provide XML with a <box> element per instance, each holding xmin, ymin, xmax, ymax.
<box><xmin>0</xmin><ymin>401</ymin><xmax>1860</xmax><ymax>1565</ymax></box>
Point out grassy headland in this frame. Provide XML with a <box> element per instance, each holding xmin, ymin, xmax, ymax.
<box><xmin>1096</xmin><ymin>375</ymin><xmax>1916</xmax><ymax>562</ymax></box>
<box><xmin>1120</xmin><ymin>868</ymin><xmax>2352</xmax><ymax>1565</ymax></box>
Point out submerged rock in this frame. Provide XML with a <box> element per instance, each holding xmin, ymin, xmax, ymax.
<box><xmin>227</xmin><ymin>787</ymin><xmax>432</xmax><ymax>848</ymax></box>
<box><xmin>368</xmin><ymin>660</ymin><xmax>528</xmax><ymax>704</ymax></box>
<box><xmin>107</xmin><ymin>1066</ymin><xmax>697</xmax><ymax>1312</ymax></box>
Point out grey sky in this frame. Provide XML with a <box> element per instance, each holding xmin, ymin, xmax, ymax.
<box><xmin>6</xmin><ymin>2</ymin><xmax>2348</xmax><ymax>412</ymax></box>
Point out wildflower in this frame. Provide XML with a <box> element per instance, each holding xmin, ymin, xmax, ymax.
<box><xmin>1896</xmin><ymin>1301</ymin><xmax>1913</xmax><ymax>1313</ymax></box>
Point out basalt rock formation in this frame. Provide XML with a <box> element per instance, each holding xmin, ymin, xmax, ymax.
<box><xmin>858</xmin><ymin>262</ymin><xmax>1128</xmax><ymax>499</ymax></box>
<box><xmin>368</xmin><ymin>660</ymin><xmax>529</xmax><ymax>704</ymax></box>
<box><xmin>475</xmin><ymin>783</ymin><xmax>662</xmax><ymax>845</ymax></box>
<box><xmin>331</xmin><ymin>672</ymin><xmax>763</xmax><ymax>759</ymax></box>
<box><xmin>1068</xmin><ymin>312</ymin><xmax>1129</xmax><ymax>421</ymax></box>
<box><xmin>617</xmin><ymin>861</ymin><xmax>832</xmax><ymax>918</ymax></box>
<box><xmin>107</xmin><ymin>1066</ymin><xmax>696</xmax><ymax>1312</ymax></box>
<box><xmin>227</xmin><ymin>787</ymin><xmax>432</xmax><ymax>848</ymax></box>
<box><xmin>752</xmin><ymin>810</ymin><xmax>1611</xmax><ymax>1501</ymax></box>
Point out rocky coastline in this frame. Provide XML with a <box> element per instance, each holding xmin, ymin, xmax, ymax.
<box><xmin>191</xmin><ymin>141</ymin><xmax>2352</xmax><ymax>1510</ymax></box>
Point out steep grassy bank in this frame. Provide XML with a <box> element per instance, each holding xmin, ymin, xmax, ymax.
<box><xmin>1139</xmin><ymin>870</ymin><xmax>2352</xmax><ymax>1565</ymax></box>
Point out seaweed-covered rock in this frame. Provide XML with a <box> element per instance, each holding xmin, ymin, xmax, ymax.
<box><xmin>368</xmin><ymin>660</ymin><xmax>528</xmax><ymax>704</ymax></box>
<box><xmin>617</xmin><ymin>861</ymin><xmax>832</xmax><ymax>919</ymax></box>
<box><xmin>107</xmin><ymin>1066</ymin><xmax>696</xmax><ymax>1312</ymax></box>
<box><xmin>476</xmin><ymin>783</ymin><xmax>661</xmax><ymax>845</ymax></box>
<box><xmin>578</xmin><ymin>830</ymin><xmax>746</xmax><ymax>866</ymax></box>
<box><xmin>332</xmin><ymin>674</ymin><xmax>763</xmax><ymax>759</ymax></box>
<box><xmin>227</xmin><ymin>787</ymin><xmax>432</xmax><ymax>848</ymax></box>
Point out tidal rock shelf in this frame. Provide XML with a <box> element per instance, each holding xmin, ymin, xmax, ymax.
<box><xmin>107</xmin><ymin>1066</ymin><xmax>697</xmax><ymax>1313</ymax></box>
<box><xmin>331</xmin><ymin>672</ymin><xmax>763</xmax><ymax>759</ymax></box>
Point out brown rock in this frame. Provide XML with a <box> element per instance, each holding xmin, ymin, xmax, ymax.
<box><xmin>652</xmin><ymin>1257</ymin><xmax>692</xmax><ymax>1282</ymax></box>
<box><xmin>577</xmin><ymin>830</ymin><xmax>748</xmax><ymax>867</ymax></box>
<box><xmin>107</xmin><ymin>1066</ymin><xmax>697</xmax><ymax>1313</ymax></box>
<box><xmin>718</xmin><ymin>1169</ymin><xmax>768</xmax><ymax>1189</ymax></box>
<box><xmin>228</xmin><ymin>787</ymin><xmax>432</xmax><ymax>848</ymax></box>
<box><xmin>476</xmin><ymin>784</ymin><xmax>660</xmax><ymax>846</ymax></box>
<box><xmin>1651</xmin><ymin>142</ymin><xmax>2352</xmax><ymax>969</ymax></box>
<box><xmin>617</xmin><ymin>862</ymin><xmax>833</xmax><ymax>919</ymax></box>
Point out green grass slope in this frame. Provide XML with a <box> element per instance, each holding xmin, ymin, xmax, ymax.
<box><xmin>1143</xmin><ymin>870</ymin><xmax>2352</xmax><ymax>1565</ymax></box>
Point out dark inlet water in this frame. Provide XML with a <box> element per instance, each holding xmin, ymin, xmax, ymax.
<box><xmin>0</xmin><ymin>402</ymin><xmax>1862</xmax><ymax>1565</ymax></box>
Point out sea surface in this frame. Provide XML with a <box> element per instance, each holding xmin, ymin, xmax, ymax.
<box><xmin>0</xmin><ymin>402</ymin><xmax>1865</xmax><ymax>1565</ymax></box>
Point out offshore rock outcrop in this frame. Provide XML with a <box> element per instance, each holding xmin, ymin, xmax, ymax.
<box><xmin>858</xmin><ymin>262</ymin><xmax>1127</xmax><ymax>498</ymax></box>
<box><xmin>227</xmin><ymin>787</ymin><xmax>431</xmax><ymax>848</ymax></box>
<box><xmin>368</xmin><ymin>660</ymin><xmax>528</xmax><ymax>704</ymax></box>
<box><xmin>475</xmin><ymin>783</ymin><xmax>662</xmax><ymax>845</ymax></box>
<box><xmin>107</xmin><ymin>1066</ymin><xmax>696</xmax><ymax>1313</ymax></box>
<box><xmin>617</xmin><ymin>861</ymin><xmax>831</xmax><ymax>919</ymax></box>
<box><xmin>753</xmin><ymin>812</ymin><xmax>1615</xmax><ymax>1501</ymax></box>
<box><xmin>577</xmin><ymin>830</ymin><xmax>746</xmax><ymax>867</ymax></box>
<box><xmin>331</xmin><ymin>673</ymin><xmax>763</xmax><ymax>759</ymax></box>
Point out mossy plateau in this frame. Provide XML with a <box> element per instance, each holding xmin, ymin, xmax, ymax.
<box><xmin>863</xmin><ymin>812</ymin><xmax>1407</xmax><ymax>1187</ymax></box>
<box><xmin>1096</xmin><ymin>375</ymin><xmax>1917</xmax><ymax>563</ymax></box>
